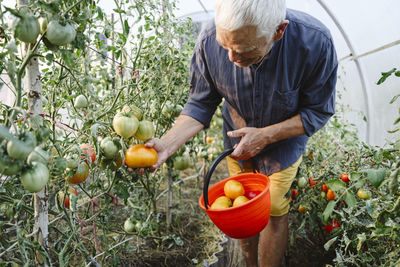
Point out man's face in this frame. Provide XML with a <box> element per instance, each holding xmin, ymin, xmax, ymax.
<box><xmin>216</xmin><ymin>25</ymin><xmax>273</xmax><ymax>67</ymax></box>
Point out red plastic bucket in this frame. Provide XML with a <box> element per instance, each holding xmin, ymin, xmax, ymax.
<box><xmin>199</xmin><ymin>149</ymin><xmax>271</xmax><ymax>239</ymax></box>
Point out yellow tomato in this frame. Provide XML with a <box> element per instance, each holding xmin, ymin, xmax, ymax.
<box><xmin>210</xmin><ymin>196</ymin><xmax>232</xmax><ymax>210</ymax></box>
<box><xmin>232</xmin><ymin>195</ymin><xmax>249</xmax><ymax>207</ymax></box>
<box><xmin>224</xmin><ymin>180</ymin><xmax>245</xmax><ymax>200</ymax></box>
<box><xmin>125</xmin><ymin>144</ymin><xmax>157</xmax><ymax>168</ymax></box>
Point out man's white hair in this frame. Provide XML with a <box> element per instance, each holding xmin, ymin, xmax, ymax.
<box><xmin>214</xmin><ymin>0</ymin><xmax>286</xmax><ymax>41</ymax></box>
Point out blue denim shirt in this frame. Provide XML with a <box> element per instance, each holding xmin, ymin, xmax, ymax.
<box><xmin>181</xmin><ymin>9</ymin><xmax>338</xmax><ymax>175</ymax></box>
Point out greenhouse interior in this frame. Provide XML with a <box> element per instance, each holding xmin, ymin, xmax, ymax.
<box><xmin>0</xmin><ymin>0</ymin><xmax>399</xmax><ymax>266</ymax></box>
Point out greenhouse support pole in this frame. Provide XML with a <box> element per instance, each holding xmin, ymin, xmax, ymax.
<box><xmin>317</xmin><ymin>0</ymin><xmax>373</xmax><ymax>143</ymax></box>
<box><xmin>17</xmin><ymin>0</ymin><xmax>49</xmax><ymax>265</ymax></box>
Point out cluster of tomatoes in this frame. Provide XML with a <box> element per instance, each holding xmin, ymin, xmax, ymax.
<box><xmin>58</xmin><ymin>105</ymin><xmax>157</xmax><ymax>209</ymax></box>
<box><xmin>294</xmin><ymin>172</ymin><xmax>374</xmax><ymax>233</ymax></box>
<box><xmin>210</xmin><ymin>180</ymin><xmax>259</xmax><ymax>210</ymax></box>
<box><xmin>0</xmin><ymin>131</ymin><xmax>50</xmax><ymax>193</ymax></box>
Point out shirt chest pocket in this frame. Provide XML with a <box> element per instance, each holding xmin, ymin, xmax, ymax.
<box><xmin>270</xmin><ymin>87</ymin><xmax>300</xmax><ymax>124</ymax></box>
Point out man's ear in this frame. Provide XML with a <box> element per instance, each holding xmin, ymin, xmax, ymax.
<box><xmin>274</xmin><ymin>20</ymin><xmax>289</xmax><ymax>41</ymax></box>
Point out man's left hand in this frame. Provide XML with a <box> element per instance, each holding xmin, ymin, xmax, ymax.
<box><xmin>227</xmin><ymin>127</ymin><xmax>269</xmax><ymax>160</ymax></box>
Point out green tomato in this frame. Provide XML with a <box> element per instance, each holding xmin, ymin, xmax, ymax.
<box><xmin>74</xmin><ymin>95</ymin><xmax>88</xmax><ymax>109</ymax></box>
<box><xmin>134</xmin><ymin>120</ymin><xmax>155</xmax><ymax>141</ymax></box>
<box><xmin>66</xmin><ymin>154</ymin><xmax>79</xmax><ymax>169</ymax></box>
<box><xmin>122</xmin><ymin>104</ymin><xmax>143</xmax><ymax>121</ymax></box>
<box><xmin>173</xmin><ymin>156</ymin><xmax>190</xmax><ymax>171</ymax></box>
<box><xmin>124</xmin><ymin>218</ymin><xmax>135</xmax><ymax>233</ymax></box>
<box><xmin>46</xmin><ymin>20</ymin><xmax>76</xmax><ymax>46</ymax></box>
<box><xmin>27</xmin><ymin>147</ymin><xmax>49</xmax><ymax>165</ymax></box>
<box><xmin>100</xmin><ymin>137</ymin><xmax>118</xmax><ymax>159</ymax></box>
<box><xmin>7</xmin><ymin>131</ymin><xmax>36</xmax><ymax>160</ymax></box>
<box><xmin>298</xmin><ymin>177</ymin><xmax>308</xmax><ymax>188</ymax></box>
<box><xmin>21</xmin><ymin>162</ymin><xmax>49</xmax><ymax>193</ymax></box>
<box><xmin>0</xmin><ymin>154</ymin><xmax>23</xmax><ymax>176</ymax></box>
<box><xmin>357</xmin><ymin>188</ymin><xmax>371</xmax><ymax>200</ymax></box>
<box><xmin>113</xmin><ymin>112</ymin><xmax>139</xmax><ymax>138</ymax></box>
<box><xmin>15</xmin><ymin>15</ymin><xmax>40</xmax><ymax>43</ymax></box>
<box><xmin>99</xmin><ymin>152</ymin><xmax>123</xmax><ymax>171</ymax></box>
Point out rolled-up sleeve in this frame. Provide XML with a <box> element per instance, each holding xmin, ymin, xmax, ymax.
<box><xmin>299</xmin><ymin>37</ymin><xmax>338</xmax><ymax>137</ymax></box>
<box><xmin>181</xmin><ymin>40</ymin><xmax>222</xmax><ymax>128</ymax></box>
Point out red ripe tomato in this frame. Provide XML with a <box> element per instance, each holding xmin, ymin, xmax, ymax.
<box><xmin>341</xmin><ymin>173</ymin><xmax>350</xmax><ymax>183</ymax></box>
<box><xmin>246</xmin><ymin>191</ymin><xmax>261</xmax><ymax>200</ymax></box>
<box><xmin>325</xmin><ymin>219</ymin><xmax>340</xmax><ymax>233</ymax></box>
<box><xmin>326</xmin><ymin>189</ymin><xmax>336</xmax><ymax>201</ymax></box>
<box><xmin>58</xmin><ymin>186</ymin><xmax>78</xmax><ymax>208</ymax></box>
<box><xmin>291</xmin><ymin>189</ymin><xmax>299</xmax><ymax>200</ymax></box>
<box><xmin>80</xmin><ymin>144</ymin><xmax>96</xmax><ymax>163</ymax></box>
<box><xmin>308</xmin><ymin>177</ymin><xmax>318</xmax><ymax>187</ymax></box>
<box><xmin>66</xmin><ymin>162</ymin><xmax>90</xmax><ymax>184</ymax></box>
<box><xmin>321</xmin><ymin>184</ymin><xmax>328</xmax><ymax>192</ymax></box>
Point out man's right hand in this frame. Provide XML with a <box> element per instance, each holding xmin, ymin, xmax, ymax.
<box><xmin>145</xmin><ymin>138</ymin><xmax>169</xmax><ymax>171</ymax></box>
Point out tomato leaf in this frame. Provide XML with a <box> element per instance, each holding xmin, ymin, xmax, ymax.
<box><xmin>324</xmin><ymin>236</ymin><xmax>338</xmax><ymax>251</ymax></box>
<box><xmin>325</xmin><ymin>179</ymin><xmax>346</xmax><ymax>191</ymax></box>
<box><xmin>323</xmin><ymin>201</ymin><xmax>336</xmax><ymax>224</ymax></box>
<box><xmin>344</xmin><ymin>191</ymin><xmax>357</xmax><ymax>208</ymax></box>
<box><xmin>364</xmin><ymin>169</ymin><xmax>387</xmax><ymax>188</ymax></box>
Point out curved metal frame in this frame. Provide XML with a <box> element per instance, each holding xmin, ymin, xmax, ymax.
<box><xmin>317</xmin><ymin>0</ymin><xmax>372</xmax><ymax>143</ymax></box>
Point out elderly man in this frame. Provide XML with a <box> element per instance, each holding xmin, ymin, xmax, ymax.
<box><xmin>146</xmin><ymin>0</ymin><xmax>337</xmax><ymax>266</ymax></box>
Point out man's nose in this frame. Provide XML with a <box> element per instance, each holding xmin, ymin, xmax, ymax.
<box><xmin>228</xmin><ymin>49</ymin><xmax>239</xmax><ymax>62</ymax></box>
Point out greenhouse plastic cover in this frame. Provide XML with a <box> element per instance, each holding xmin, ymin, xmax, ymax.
<box><xmin>2</xmin><ymin>0</ymin><xmax>400</xmax><ymax>147</ymax></box>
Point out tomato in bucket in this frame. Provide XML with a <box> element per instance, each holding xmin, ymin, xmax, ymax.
<box><xmin>199</xmin><ymin>149</ymin><xmax>271</xmax><ymax>239</ymax></box>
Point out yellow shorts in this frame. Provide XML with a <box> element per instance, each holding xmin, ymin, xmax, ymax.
<box><xmin>226</xmin><ymin>156</ymin><xmax>302</xmax><ymax>216</ymax></box>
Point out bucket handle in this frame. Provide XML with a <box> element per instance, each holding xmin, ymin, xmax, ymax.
<box><xmin>203</xmin><ymin>148</ymin><xmax>257</xmax><ymax>209</ymax></box>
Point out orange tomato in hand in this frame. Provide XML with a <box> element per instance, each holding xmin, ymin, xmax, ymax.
<box><xmin>125</xmin><ymin>144</ymin><xmax>158</xmax><ymax>168</ymax></box>
<box><xmin>224</xmin><ymin>180</ymin><xmax>245</xmax><ymax>200</ymax></box>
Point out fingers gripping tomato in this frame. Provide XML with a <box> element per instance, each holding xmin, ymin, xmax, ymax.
<box><xmin>125</xmin><ymin>144</ymin><xmax>157</xmax><ymax>168</ymax></box>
